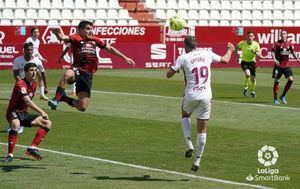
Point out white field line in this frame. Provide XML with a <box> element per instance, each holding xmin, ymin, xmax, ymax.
<box><xmin>0</xmin><ymin>142</ymin><xmax>273</xmax><ymax>189</ymax></box>
<box><xmin>1</xmin><ymin>90</ymin><xmax>299</xmax><ymax>111</ymax></box>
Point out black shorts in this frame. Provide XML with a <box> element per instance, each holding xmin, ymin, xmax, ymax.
<box><xmin>74</xmin><ymin>69</ymin><xmax>93</xmax><ymax>97</ymax></box>
<box><xmin>241</xmin><ymin>61</ymin><xmax>256</xmax><ymax>76</ymax></box>
<box><xmin>272</xmin><ymin>67</ymin><xmax>293</xmax><ymax>79</ymax></box>
<box><xmin>7</xmin><ymin>111</ymin><xmax>39</xmax><ymax>127</ymax></box>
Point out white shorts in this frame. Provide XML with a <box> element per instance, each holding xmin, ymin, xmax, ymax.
<box><xmin>35</xmin><ymin>60</ymin><xmax>45</xmax><ymax>73</ymax></box>
<box><xmin>182</xmin><ymin>98</ymin><xmax>211</xmax><ymax>119</ymax></box>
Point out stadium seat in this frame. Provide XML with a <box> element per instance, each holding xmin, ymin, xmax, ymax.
<box><xmin>24</xmin><ymin>20</ymin><xmax>35</xmax><ymax>26</ymax></box>
<box><xmin>96</xmin><ymin>9</ymin><xmax>107</xmax><ymax>20</ymax></box>
<box><xmin>167</xmin><ymin>0</ymin><xmax>177</xmax><ymax>9</ymax></box>
<box><xmin>231</xmin><ymin>20</ymin><xmax>241</xmax><ymax>26</ymax></box>
<box><xmin>73</xmin><ymin>10</ymin><xmax>84</xmax><ymax>20</ymax></box>
<box><xmin>283</xmin><ymin>20</ymin><xmax>293</xmax><ymax>26</ymax></box>
<box><xmin>295</xmin><ymin>1</ymin><xmax>300</xmax><ymax>9</ymax></box>
<box><xmin>5</xmin><ymin>0</ymin><xmax>16</xmax><ymax>8</ymax></box>
<box><xmin>28</xmin><ymin>0</ymin><xmax>39</xmax><ymax>8</ymax></box>
<box><xmin>198</xmin><ymin>20</ymin><xmax>208</xmax><ymax>26</ymax></box>
<box><xmin>156</xmin><ymin>0</ymin><xmax>167</xmax><ymax>9</ymax></box>
<box><xmin>189</xmin><ymin>0</ymin><xmax>200</xmax><ymax>10</ymax></box>
<box><xmin>252</xmin><ymin>10</ymin><xmax>262</xmax><ymax>20</ymax></box>
<box><xmin>166</xmin><ymin>9</ymin><xmax>176</xmax><ymax>18</ymax></box>
<box><xmin>117</xmin><ymin>19</ymin><xmax>127</xmax><ymax>25</ymax></box>
<box><xmin>60</xmin><ymin>20</ymin><xmax>71</xmax><ymax>26</ymax></box>
<box><xmin>294</xmin><ymin>10</ymin><xmax>300</xmax><ymax>20</ymax></box>
<box><xmin>12</xmin><ymin>19</ymin><xmax>23</xmax><ymax>25</ymax></box>
<box><xmin>220</xmin><ymin>10</ymin><xmax>231</xmax><ymax>20</ymax></box>
<box><xmin>273</xmin><ymin>10</ymin><xmax>283</xmax><ymax>20</ymax></box>
<box><xmin>241</xmin><ymin>20</ymin><xmax>251</xmax><ymax>26</ymax></box>
<box><xmin>262</xmin><ymin>20</ymin><xmax>272</xmax><ymax>26</ymax></box>
<box><xmin>85</xmin><ymin>9</ymin><xmax>96</xmax><ymax>20</ymax></box>
<box><xmin>221</xmin><ymin>0</ymin><xmax>231</xmax><ymax>10</ymax></box>
<box><xmin>2</xmin><ymin>9</ymin><xmax>14</xmax><ymax>19</ymax></box>
<box><xmin>178</xmin><ymin>0</ymin><xmax>189</xmax><ymax>10</ymax></box>
<box><xmin>94</xmin><ymin>19</ymin><xmax>106</xmax><ymax>26</ymax></box>
<box><xmin>231</xmin><ymin>10</ymin><xmax>242</xmax><ymax>20</ymax></box>
<box><xmin>61</xmin><ymin>9</ymin><xmax>72</xmax><ymax>19</ymax></box>
<box><xmin>242</xmin><ymin>10</ymin><xmax>252</xmax><ymax>20</ymax></box>
<box><xmin>273</xmin><ymin>20</ymin><xmax>283</xmax><ymax>26</ymax></box>
<box><xmin>145</xmin><ymin>0</ymin><xmax>156</xmax><ymax>9</ymax></box>
<box><xmin>106</xmin><ymin>19</ymin><xmax>117</xmax><ymax>26</ymax></box>
<box><xmin>50</xmin><ymin>9</ymin><xmax>62</xmax><ymax>19</ymax></box>
<box><xmin>199</xmin><ymin>10</ymin><xmax>209</xmax><ymax>20</ymax></box>
<box><xmin>0</xmin><ymin>19</ymin><xmax>11</xmax><ymax>25</ymax></box>
<box><xmin>178</xmin><ymin>10</ymin><xmax>188</xmax><ymax>20</ymax></box>
<box><xmin>98</xmin><ymin>0</ymin><xmax>108</xmax><ymax>9</ymax></box>
<box><xmin>199</xmin><ymin>0</ymin><xmax>210</xmax><ymax>10</ymax></box>
<box><xmin>63</xmin><ymin>0</ymin><xmax>75</xmax><ymax>8</ymax></box>
<box><xmin>242</xmin><ymin>1</ymin><xmax>252</xmax><ymax>10</ymax></box>
<box><xmin>107</xmin><ymin>9</ymin><xmax>119</xmax><ymax>19</ymax></box>
<box><xmin>109</xmin><ymin>0</ymin><xmax>121</xmax><ymax>9</ymax></box>
<box><xmin>48</xmin><ymin>19</ymin><xmax>59</xmax><ymax>26</ymax></box>
<box><xmin>36</xmin><ymin>19</ymin><xmax>47</xmax><ymax>25</ymax></box>
<box><xmin>75</xmin><ymin>0</ymin><xmax>85</xmax><ymax>8</ymax></box>
<box><xmin>71</xmin><ymin>20</ymin><xmax>81</xmax><ymax>26</ymax></box>
<box><xmin>15</xmin><ymin>9</ymin><xmax>26</xmax><ymax>19</ymax></box>
<box><xmin>220</xmin><ymin>20</ymin><xmax>230</xmax><ymax>26</ymax></box>
<box><xmin>128</xmin><ymin>19</ymin><xmax>139</xmax><ymax>26</ymax></box>
<box><xmin>273</xmin><ymin>1</ymin><xmax>283</xmax><ymax>10</ymax></box>
<box><xmin>209</xmin><ymin>20</ymin><xmax>219</xmax><ymax>26</ymax></box>
<box><xmin>119</xmin><ymin>9</ymin><xmax>131</xmax><ymax>19</ymax></box>
<box><xmin>26</xmin><ymin>9</ymin><xmax>38</xmax><ymax>19</ymax></box>
<box><xmin>284</xmin><ymin>10</ymin><xmax>294</xmax><ymax>20</ymax></box>
<box><xmin>263</xmin><ymin>1</ymin><xmax>273</xmax><ymax>10</ymax></box>
<box><xmin>187</xmin><ymin>20</ymin><xmax>198</xmax><ymax>26</ymax></box>
<box><xmin>155</xmin><ymin>9</ymin><xmax>166</xmax><ymax>19</ymax></box>
<box><xmin>232</xmin><ymin>1</ymin><xmax>241</xmax><ymax>10</ymax></box>
<box><xmin>210</xmin><ymin>0</ymin><xmax>221</xmax><ymax>10</ymax></box>
<box><xmin>40</xmin><ymin>0</ymin><xmax>51</xmax><ymax>8</ymax></box>
<box><xmin>52</xmin><ymin>0</ymin><xmax>63</xmax><ymax>8</ymax></box>
<box><xmin>263</xmin><ymin>10</ymin><xmax>273</xmax><ymax>20</ymax></box>
<box><xmin>210</xmin><ymin>10</ymin><xmax>220</xmax><ymax>20</ymax></box>
<box><xmin>188</xmin><ymin>10</ymin><xmax>199</xmax><ymax>20</ymax></box>
<box><xmin>38</xmin><ymin>9</ymin><xmax>50</xmax><ymax>19</ymax></box>
<box><xmin>16</xmin><ymin>0</ymin><xmax>28</xmax><ymax>8</ymax></box>
<box><xmin>294</xmin><ymin>20</ymin><xmax>300</xmax><ymax>26</ymax></box>
<box><xmin>252</xmin><ymin>20</ymin><xmax>262</xmax><ymax>26</ymax></box>
<box><xmin>252</xmin><ymin>0</ymin><xmax>263</xmax><ymax>10</ymax></box>
<box><xmin>86</xmin><ymin>0</ymin><xmax>97</xmax><ymax>8</ymax></box>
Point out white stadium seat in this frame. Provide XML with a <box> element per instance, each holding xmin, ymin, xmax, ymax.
<box><xmin>50</xmin><ymin>9</ymin><xmax>61</xmax><ymax>19</ymax></box>
<box><xmin>210</xmin><ymin>10</ymin><xmax>220</xmax><ymax>20</ymax></box>
<box><xmin>119</xmin><ymin>9</ymin><xmax>131</xmax><ymax>19</ymax></box>
<box><xmin>155</xmin><ymin>9</ymin><xmax>166</xmax><ymax>19</ymax></box>
<box><xmin>262</xmin><ymin>20</ymin><xmax>272</xmax><ymax>26</ymax></box>
<box><xmin>209</xmin><ymin>20</ymin><xmax>219</xmax><ymax>26</ymax></box>
<box><xmin>52</xmin><ymin>0</ymin><xmax>63</xmax><ymax>8</ymax></box>
<box><xmin>117</xmin><ymin>19</ymin><xmax>127</xmax><ymax>25</ymax></box>
<box><xmin>73</xmin><ymin>10</ymin><xmax>84</xmax><ymax>20</ymax></box>
<box><xmin>36</xmin><ymin>20</ymin><xmax>47</xmax><ymax>25</ymax></box>
<box><xmin>273</xmin><ymin>10</ymin><xmax>283</xmax><ymax>20</ymax></box>
<box><xmin>263</xmin><ymin>1</ymin><xmax>273</xmax><ymax>10</ymax></box>
<box><xmin>106</xmin><ymin>19</ymin><xmax>117</xmax><ymax>26</ymax></box>
<box><xmin>71</xmin><ymin>20</ymin><xmax>81</xmax><ymax>26</ymax></box>
<box><xmin>220</xmin><ymin>10</ymin><xmax>231</xmax><ymax>20</ymax></box>
<box><xmin>38</xmin><ymin>9</ymin><xmax>50</xmax><ymax>19</ymax></box>
<box><xmin>26</xmin><ymin>9</ymin><xmax>38</xmax><ymax>19</ymax></box>
<box><xmin>283</xmin><ymin>20</ymin><xmax>293</xmax><ymax>26</ymax></box>
<box><xmin>263</xmin><ymin>10</ymin><xmax>273</xmax><ymax>20</ymax></box>
<box><xmin>85</xmin><ymin>9</ymin><xmax>96</xmax><ymax>20</ymax></box>
<box><xmin>242</xmin><ymin>10</ymin><xmax>252</xmax><ymax>20</ymax></box>
<box><xmin>1</xmin><ymin>19</ymin><xmax>11</xmax><ymax>25</ymax></box>
<box><xmin>273</xmin><ymin>1</ymin><xmax>283</xmax><ymax>10</ymax></box>
<box><xmin>273</xmin><ymin>20</ymin><xmax>282</xmax><ymax>26</ymax></box>
<box><xmin>28</xmin><ymin>0</ymin><xmax>39</xmax><ymax>8</ymax></box>
<box><xmin>156</xmin><ymin>0</ymin><xmax>167</xmax><ymax>9</ymax></box>
<box><xmin>294</xmin><ymin>11</ymin><xmax>300</xmax><ymax>20</ymax></box>
<box><xmin>75</xmin><ymin>0</ymin><xmax>85</xmax><ymax>8</ymax></box>
<box><xmin>16</xmin><ymin>0</ymin><xmax>28</xmax><ymax>8</ymax></box>
<box><xmin>15</xmin><ymin>9</ymin><xmax>26</xmax><ymax>19</ymax></box>
<box><xmin>199</xmin><ymin>0</ymin><xmax>210</xmax><ymax>10</ymax></box>
<box><xmin>107</xmin><ymin>9</ymin><xmax>119</xmax><ymax>19</ymax></box>
<box><xmin>5</xmin><ymin>0</ymin><xmax>16</xmax><ymax>8</ymax></box>
<box><xmin>252</xmin><ymin>20</ymin><xmax>262</xmax><ymax>26</ymax></box>
<box><xmin>96</xmin><ymin>9</ymin><xmax>107</xmax><ymax>20</ymax></box>
<box><xmin>166</xmin><ymin>9</ymin><xmax>176</xmax><ymax>18</ymax></box>
<box><xmin>252</xmin><ymin>10</ymin><xmax>263</xmax><ymax>20</ymax></box>
<box><xmin>109</xmin><ymin>0</ymin><xmax>121</xmax><ymax>9</ymax></box>
<box><xmin>231</xmin><ymin>10</ymin><xmax>242</xmax><ymax>20</ymax></box>
<box><xmin>231</xmin><ymin>20</ymin><xmax>241</xmax><ymax>26</ymax></box>
<box><xmin>2</xmin><ymin>9</ymin><xmax>14</xmax><ymax>19</ymax></box>
<box><xmin>24</xmin><ymin>20</ymin><xmax>35</xmax><ymax>26</ymax></box>
<box><xmin>220</xmin><ymin>20</ymin><xmax>230</xmax><ymax>26</ymax></box>
<box><xmin>232</xmin><ymin>1</ymin><xmax>241</xmax><ymax>10</ymax></box>
<box><xmin>242</xmin><ymin>1</ymin><xmax>252</xmax><ymax>10</ymax></box>
<box><xmin>48</xmin><ymin>20</ymin><xmax>59</xmax><ymax>26</ymax></box>
<box><xmin>187</xmin><ymin>20</ymin><xmax>198</xmax><ymax>26</ymax></box>
<box><xmin>61</xmin><ymin>9</ymin><xmax>72</xmax><ymax>19</ymax></box>
<box><xmin>94</xmin><ymin>20</ymin><xmax>106</xmax><ymax>26</ymax></box>
<box><xmin>189</xmin><ymin>0</ymin><xmax>200</xmax><ymax>10</ymax></box>
<box><xmin>12</xmin><ymin>19</ymin><xmax>23</xmax><ymax>25</ymax></box>
<box><xmin>40</xmin><ymin>0</ymin><xmax>51</xmax><ymax>8</ymax></box>
<box><xmin>295</xmin><ymin>1</ymin><xmax>300</xmax><ymax>9</ymax></box>
<box><xmin>98</xmin><ymin>0</ymin><xmax>108</xmax><ymax>9</ymax></box>
<box><xmin>294</xmin><ymin>20</ymin><xmax>300</xmax><ymax>26</ymax></box>
<box><xmin>167</xmin><ymin>0</ymin><xmax>177</xmax><ymax>9</ymax></box>
<box><xmin>178</xmin><ymin>10</ymin><xmax>188</xmax><ymax>20</ymax></box>
<box><xmin>221</xmin><ymin>0</ymin><xmax>231</xmax><ymax>10</ymax></box>
<box><xmin>188</xmin><ymin>10</ymin><xmax>199</xmax><ymax>20</ymax></box>
<box><xmin>210</xmin><ymin>0</ymin><xmax>221</xmax><ymax>10</ymax></box>
<box><xmin>128</xmin><ymin>19</ymin><xmax>139</xmax><ymax>26</ymax></box>
<box><xmin>145</xmin><ymin>0</ymin><xmax>156</xmax><ymax>9</ymax></box>
<box><xmin>178</xmin><ymin>0</ymin><xmax>189</xmax><ymax>10</ymax></box>
<box><xmin>86</xmin><ymin>0</ymin><xmax>97</xmax><ymax>8</ymax></box>
<box><xmin>199</xmin><ymin>10</ymin><xmax>209</xmax><ymax>20</ymax></box>
<box><xmin>63</xmin><ymin>0</ymin><xmax>75</xmax><ymax>8</ymax></box>
<box><xmin>242</xmin><ymin>20</ymin><xmax>251</xmax><ymax>26</ymax></box>
<box><xmin>284</xmin><ymin>10</ymin><xmax>294</xmax><ymax>20</ymax></box>
<box><xmin>252</xmin><ymin>1</ymin><xmax>263</xmax><ymax>10</ymax></box>
<box><xmin>60</xmin><ymin>20</ymin><xmax>71</xmax><ymax>26</ymax></box>
<box><xmin>198</xmin><ymin>20</ymin><xmax>208</xmax><ymax>26</ymax></box>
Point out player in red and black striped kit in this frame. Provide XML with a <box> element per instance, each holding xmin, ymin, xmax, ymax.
<box><xmin>3</xmin><ymin>63</ymin><xmax>52</xmax><ymax>162</ymax></box>
<box><xmin>48</xmin><ymin>20</ymin><xmax>135</xmax><ymax>111</ymax></box>
<box><xmin>271</xmin><ymin>30</ymin><xmax>300</xmax><ymax>104</ymax></box>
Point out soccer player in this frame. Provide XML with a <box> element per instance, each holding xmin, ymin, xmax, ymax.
<box><xmin>25</xmin><ymin>27</ymin><xmax>49</xmax><ymax>100</ymax></box>
<box><xmin>48</xmin><ymin>20</ymin><xmax>135</xmax><ymax>111</ymax></box>
<box><xmin>272</xmin><ymin>30</ymin><xmax>300</xmax><ymax>104</ymax></box>
<box><xmin>166</xmin><ymin>36</ymin><xmax>235</xmax><ymax>171</ymax></box>
<box><xmin>58</xmin><ymin>43</ymin><xmax>76</xmax><ymax>96</ymax></box>
<box><xmin>236</xmin><ymin>31</ymin><xmax>262</xmax><ymax>98</ymax></box>
<box><xmin>3</xmin><ymin>63</ymin><xmax>52</xmax><ymax>163</ymax></box>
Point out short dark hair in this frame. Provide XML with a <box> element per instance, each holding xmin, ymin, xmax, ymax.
<box><xmin>24</xmin><ymin>62</ymin><xmax>37</xmax><ymax>72</ymax></box>
<box><xmin>30</xmin><ymin>27</ymin><xmax>39</xmax><ymax>34</ymax></box>
<box><xmin>78</xmin><ymin>20</ymin><xmax>93</xmax><ymax>29</ymax></box>
<box><xmin>23</xmin><ymin>42</ymin><xmax>33</xmax><ymax>49</ymax></box>
<box><xmin>247</xmin><ymin>31</ymin><xmax>254</xmax><ymax>35</ymax></box>
<box><xmin>184</xmin><ymin>35</ymin><xmax>198</xmax><ymax>49</ymax></box>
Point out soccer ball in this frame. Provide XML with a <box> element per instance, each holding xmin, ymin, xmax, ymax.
<box><xmin>169</xmin><ymin>15</ymin><xmax>186</xmax><ymax>31</ymax></box>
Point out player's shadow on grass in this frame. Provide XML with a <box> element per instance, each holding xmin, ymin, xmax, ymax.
<box><xmin>0</xmin><ymin>163</ymin><xmax>46</xmax><ymax>172</ymax></box>
<box><xmin>93</xmin><ymin>175</ymin><xmax>189</xmax><ymax>182</ymax></box>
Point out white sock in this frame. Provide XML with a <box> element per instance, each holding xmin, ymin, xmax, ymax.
<box><xmin>195</xmin><ymin>133</ymin><xmax>207</xmax><ymax>158</ymax></box>
<box><xmin>181</xmin><ymin>118</ymin><xmax>192</xmax><ymax>143</ymax></box>
<box><xmin>72</xmin><ymin>83</ymin><xmax>76</xmax><ymax>93</ymax></box>
<box><xmin>40</xmin><ymin>86</ymin><xmax>45</xmax><ymax>96</ymax></box>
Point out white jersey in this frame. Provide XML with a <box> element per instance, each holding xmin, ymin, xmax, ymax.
<box><xmin>25</xmin><ymin>37</ymin><xmax>43</xmax><ymax>60</ymax></box>
<box><xmin>172</xmin><ymin>50</ymin><xmax>221</xmax><ymax>100</ymax></box>
<box><xmin>13</xmin><ymin>56</ymin><xmax>44</xmax><ymax>79</ymax></box>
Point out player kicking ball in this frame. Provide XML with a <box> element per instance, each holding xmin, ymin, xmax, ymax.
<box><xmin>48</xmin><ymin>20</ymin><xmax>135</xmax><ymax>112</ymax></box>
<box><xmin>3</xmin><ymin>63</ymin><xmax>52</xmax><ymax>162</ymax></box>
<box><xmin>166</xmin><ymin>36</ymin><xmax>235</xmax><ymax>171</ymax></box>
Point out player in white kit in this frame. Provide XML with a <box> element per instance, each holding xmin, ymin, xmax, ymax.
<box><xmin>25</xmin><ymin>27</ymin><xmax>48</xmax><ymax>100</ymax></box>
<box><xmin>166</xmin><ymin>36</ymin><xmax>235</xmax><ymax>171</ymax></box>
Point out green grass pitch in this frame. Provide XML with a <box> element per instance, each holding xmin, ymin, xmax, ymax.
<box><xmin>0</xmin><ymin>68</ymin><xmax>299</xmax><ymax>189</ymax></box>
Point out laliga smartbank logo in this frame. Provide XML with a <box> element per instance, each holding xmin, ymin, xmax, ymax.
<box><xmin>245</xmin><ymin>145</ymin><xmax>290</xmax><ymax>182</ymax></box>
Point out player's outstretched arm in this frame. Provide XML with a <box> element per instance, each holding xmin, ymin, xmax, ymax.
<box><xmin>220</xmin><ymin>42</ymin><xmax>235</xmax><ymax>63</ymax></box>
<box><xmin>58</xmin><ymin>45</ymin><xmax>71</xmax><ymax>64</ymax></box>
<box><xmin>23</xmin><ymin>95</ymin><xmax>49</xmax><ymax>119</ymax></box>
<box><xmin>52</xmin><ymin>28</ymin><xmax>70</xmax><ymax>43</ymax></box>
<box><xmin>105</xmin><ymin>45</ymin><xmax>135</xmax><ymax>67</ymax></box>
<box><xmin>291</xmin><ymin>49</ymin><xmax>300</xmax><ymax>63</ymax></box>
